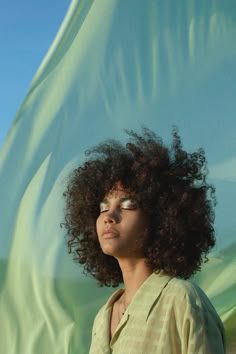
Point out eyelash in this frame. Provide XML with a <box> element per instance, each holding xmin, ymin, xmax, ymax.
<box><xmin>99</xmin><ymin>201</ymin><xmax>137</xmax><ymax>213</ymax></box>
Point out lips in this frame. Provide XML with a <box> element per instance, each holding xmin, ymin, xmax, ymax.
<box><xmin>102</xmin><ymin>228</ymin><xmax>119</xmax><ymax>239</ymax></box>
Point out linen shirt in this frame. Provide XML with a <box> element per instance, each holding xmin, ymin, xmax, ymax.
<box><xmin>89</xmin><ymin>272</ymin><xmax>225</xmax><ymax>354</ymax></box>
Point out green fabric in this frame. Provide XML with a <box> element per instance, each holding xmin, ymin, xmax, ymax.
<box><xmin>0</xmin><ymin>0</ymin><xmax>236</xmax><ymax>353</ymax></box>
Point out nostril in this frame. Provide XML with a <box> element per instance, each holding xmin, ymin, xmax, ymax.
<box><xmin>104</xmin><ymin>212</ymin><xmax>118</xmax><ymax>223</ymax></box>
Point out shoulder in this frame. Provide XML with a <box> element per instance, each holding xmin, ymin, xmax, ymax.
<box><xmin>167</xmin><ymin>276</ymin><xmax>202</xmax><ymax>293</ymax></box>
<box><xmin>163</xmin><ymin>277</ymin><xmax>224</xmax><ymax>331</ymax></box>
<box><xmin>167</xmin><ymin>278</ymin><xmax>225</xmax><ymax>351</ymax></box>
<box><xmin>157</xmin><ymin>277</ymin><xmax>225</xmax><ymax>353</ymax></box>
<box><xmin>164</xmin><ymin>276</ymin><xmax>209</xmax><ymax>300</ymax></box>
<box><xmin>150</xmin><ymin>273</ymin><xmax>209</xmax><ymax>302</ymax></box>
<box><xmin>146</xmin><ymin>273</ymin><xmax>222</xmax><ymax>325</ymax></box>
<box><xmin>142</xmin><ymin>272</ymin><xmax>216</xmax><ymax>313</ymax></box>
<box><xmin>163</xmin><ymin>277</ymin><xmax>215</xmax><ymax>311</ymax></box>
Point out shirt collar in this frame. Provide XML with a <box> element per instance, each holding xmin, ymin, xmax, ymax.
<box><xmin>96</xmin><ymin>272</ymin><xmax>173</xmax><ymax>351</ymax></box>
<box><xmin>105</xmin><ymin>288</ymin><xmax>124</xmax><ymax>309</ymax></box>
<box><xmin>105</xmin><ymin>271</ymin><xmax>173</xmax><ymax>321</ymax></box>
<box><xmin>109</xmin><ymin>272</ymin><xmax>173</xmax><ymax>349</ymax></box>
<box><xmin>126</xmin><ymin>272</ymin><xmax>173</xmax><ymax>321</ymax></box>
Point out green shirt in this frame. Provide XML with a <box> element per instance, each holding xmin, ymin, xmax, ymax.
<box><xmin>90</xmin><ymin>272</ymin><xmax>225</xmax><ymax>354</ymax></box>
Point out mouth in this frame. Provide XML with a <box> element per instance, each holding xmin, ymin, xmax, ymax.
<box><xmin>102</xmin><ymin>229</ymin><xmax>119</xmax><ymax>239</ymax></box>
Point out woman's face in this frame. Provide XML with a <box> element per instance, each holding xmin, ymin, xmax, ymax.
<box><xmin>96</xmin><ymin>183</ymin><xmax>149</xmax><ymax>260</ymax></box>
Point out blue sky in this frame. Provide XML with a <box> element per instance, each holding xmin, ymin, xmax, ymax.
<box><xmin>0</xmin><ymin>1</ymin><xmax>70</xmax><ymax>148</ymax></box>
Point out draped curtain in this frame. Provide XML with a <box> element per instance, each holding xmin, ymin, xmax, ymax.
<box><xmin>0</xmin><ymin>1</ymin><xmax>235</xmax><ymax>352</ymax></box>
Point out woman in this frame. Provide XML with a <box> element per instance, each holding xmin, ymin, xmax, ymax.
<box><xmin>63</xmin><ymin>128</ymin><xmax>225</xmax><ymax>353</ymax></box>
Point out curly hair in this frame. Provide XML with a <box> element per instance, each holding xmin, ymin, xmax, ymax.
<box><xmin>62</xmin><ymin>128</ymin><xmax>216</xmax><ymax>287</ymax></box>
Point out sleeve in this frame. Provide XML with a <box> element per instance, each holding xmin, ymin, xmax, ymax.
<box><xmin>177</xmin><ymin>285</ymin><xmax>225</xmax><ymax>354</ymax></box>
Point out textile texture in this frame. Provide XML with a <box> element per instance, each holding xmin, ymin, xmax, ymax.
<box><xmin>90</xmin><ymin>273</ymin><xmax>225</xmax><ymax>354</ymax></box>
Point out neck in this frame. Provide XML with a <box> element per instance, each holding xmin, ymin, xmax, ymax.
<box><xmin>117</xmin><ymin>257</ymin><xmax>152</xmax><ymax>304</ymax></box>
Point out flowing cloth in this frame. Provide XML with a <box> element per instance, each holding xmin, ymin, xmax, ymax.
<box><xmin>0</xmin><ymin>1</ymin><xmax>235</xmax><ymax>353</ymax></box>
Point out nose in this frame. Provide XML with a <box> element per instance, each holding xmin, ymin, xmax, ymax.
<box><xmin>103</xmin><ymin>209</ymin><xmax>120</xmax><ymax>224</ymax></box>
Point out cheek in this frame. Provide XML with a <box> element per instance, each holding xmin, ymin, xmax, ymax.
<box><xmin>95</xmin><ymin>219</ymin><xmax>102</xmax><ymax>247</ymax></box>
<box><xmin>96</xmin><ymin>216</ymin><xmax>102</xmax><ymax>236</ymax></box>
<box><xmin>124</xmin><ymin>217</ymin><xmax>147</xmax><ymax>237</ymax></box>
<box><xmin>133</xmin><ymin>216</ymin><xmax>149</xmax><ymax>238</ymax></box>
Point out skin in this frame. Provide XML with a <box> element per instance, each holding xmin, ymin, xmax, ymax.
<box><xmin>96</xmin><ymin>183</ymin><xmax>152</xmax><ymax>337</ymax></box>
<box><xmin>96</xmin><ymin>185</ymin><xmax>149</xmax><ymax>259</ymax></box>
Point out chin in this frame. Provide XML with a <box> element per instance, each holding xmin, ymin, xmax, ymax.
<box><xmin>101</xmin><ymin>246</ymin><xmax>123</xmax><ymax>258</ymax></box>
<box><xmin>101</xmin><ymin>246</ymin><xmax>116</xmax><ymax>256</ymax></box>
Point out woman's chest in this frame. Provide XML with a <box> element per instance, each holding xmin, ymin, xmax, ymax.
<box><xmin>110</xmin><ymin>301</ymin><xmax>125</xmax><ymax>338</ymax></box>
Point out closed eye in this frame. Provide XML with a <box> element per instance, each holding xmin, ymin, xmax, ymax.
<box><xmin>99</xmin><ymin>202</ymin><xmax>109</xmax><ymax>213</ymax></box>
<box><xmin>120</xmin><ymin>199</ymin><xmax>137</xmax><ymax>210</ymax></box>
<box><xmin>99</xmin><ymin>198</ymin><xmax>137</xmax><ymax>213</ymax></box>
